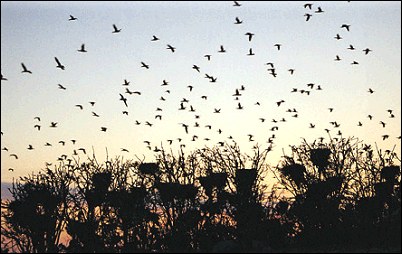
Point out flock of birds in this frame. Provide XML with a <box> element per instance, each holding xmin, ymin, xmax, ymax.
<box><xmin>1</xmin><ymin>1</ymin><xmax>400</xmax><ymax>173</ymax></box>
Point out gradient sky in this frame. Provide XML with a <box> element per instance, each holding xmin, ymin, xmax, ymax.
<box><xmin>1</xmin><ymin>1</ymin><xmax>401</xmax><ymax>183</ymax></box>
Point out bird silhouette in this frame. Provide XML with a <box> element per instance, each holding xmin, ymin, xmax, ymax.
<box><xmin>187</xmin><ymin>85</ymin><xmax>194</xmax><ymax>92</ymax></box>
<box><xmin>288</xmin><ymin>69</ymin><xmax>295</xmax><ymax>75</ymax></box>
<box><xmin>8</xmin><ymin>168</ymin><xmax>14</xmax><ymax>172</ymax></box>
<box><xmin>167</xmin><ymin>44</ymin><xmax>176</xmax><ymax>52</ymax></box>
<box><xmin>45</xmin><ymin>142</ymin><xmax>52</xmax><ymax>146</ymax></box>
<box><xmin>122</xmin><ymin>79</ymin><xmax>130</xmax><ymax>86</ymax></box>
<box><xmin>121</xmin><ymin>148</ymin><xmax>129</xmax><ymax>152</ymax></box>
<box><xmin>58</xmin><ymin>84</ymin><xmax>67</xmax><ymax>90</ymax></box>
<box><xmin>380</xmin><ymin>121</ymin><xmax>386</xmax><ymax>128</ymax></box>
<box><xmin>10</xmin><ymin>154</ymin><xmax>18</xmax><ymax>159</ymax></box>
<box><xmin>75</xmin><ymin>104</ymin><xmax>83</xmax><ymax>110</ymax></box>
<box><xmin>119</xmin><ymin>93</ymin><xmax>128</xmax><ymax>107</ymax></box>
<box><xmin>341</xmin><ymin>24</ymin><xmax>350</xmax><ymax>31</ymax></box>
<box><xmin>304</xmin><ymin>13</ymin><xmax>312</xmax><ymax>21</ymax></box>
<box><xmin>21</xmin><ymin>63</ymin><xmax>32</xmax><ymax>74</ymax></box>
<box><xmin>233</xmin><ymin>1</ymin><xmax>241</xmax><ymax>6</ymax></box>
<box><xmin>347</xmin><ymin>45</ymin><xmax>355</xmax><ymax>50</ymax></box>
<box><xmin>237</xmin><ymin>102</ymin><xmax>244</xmax><ymax>110</ymax></box>
<box><xmin>89</xmin><ymin>101</ymin><xmax>96</xmax><ymax>106</ymax></box>
<box><xmin>123</xmin><ymin>111</ymin><xmax>129</xmax><ymax>115</ymax></box>
<box><xmin>27</xmin><ymin>144</ymin><xmax>34</xmax><ymax>150</ymax></box>
<box><xmin>247</xmin><ymin>48</ymin><xmax>255</xmax><ymax>56</ymax></box>
<box><xmin>335</xmin><ymin>55</ymin><xmax>341</xmax><ymax>61</ymax></box>
<box><xmin>155</xmin><ymin>115</ymin><xmax>162</xmax><ymax>120</ymax></box>
<box><xmin>363</xmin><ymin>48</ymin><xmax>372</xmax><ymax>55</ymax></box>
<box><xmin>192</xmin><ymin>65</ymin><xmax>200</xmax><ymax>72</ymax></box>
<box><xmin>204</xmin><ymin>55</ymin><xmax>211</xmax><ymax>61</ymax></box>
<box><xmin>101</xmin><ymin>127</ymin><xmax>107</xmax><ymax>132</ymax></box>
<box><xmin>304</xmin><ymin>3</ymin><xmax>313</xmax><ymax>9</ymax></box>
<box><xmin>50</xmin><ymin>122</ymin><xmax>58</xmax><ymax>128</ymax></box>
<box><xmin>334</xmin><ymin>34</ymin><xmax>342</xmax><ymax>40</ymax></box>
<box><xmin>214</xmin><ymin>108</ymin><xmax>221</xmax><ymax>113</ymax></box>
<box><xmin>151</xmin><ymin>35</ymin><xmax>159</xmax><ymax>41</ymax></box>
<box><xmin>368</xmin><ymin>88</ymin><xmax>375</xmax><ymax>94</ymax></box>
<box><xmin>145</xmin><ymin>121</ymin><xmax>153</xmax><ymax>127</ymax></box>
<box><xmin>34</xmin><ymin>116</ymin><xmax>41</xmax><ymax>121</ymax></box>
<box><xmin>276</xmin><ymin>100</ymin><xmax>285</xmax><ymax>107</ymax></box>
<box><xmin>55</xmin><ymin>57</ymin><xmax>65</xmax><ymax>70</ymax></box>
<box><xmin>245</xmin><ymin>32</ymin><xmax>254</xmax><ymax>41</ymax></box>
<box><xmin>382</xmin><ymin>135</ymin><xmax>389</xmax><ymax>140</ymax></box>
<box><xmin>112</xmin><ymin>24</ymin><xmax>122</xmax><ymax>33</ymax></box>
<box><xmin>161</xmin><ymin>80</ymin><xmax>169</xmax><ymax>86</ymax></box>
<box><xmin>181</xmin><ymin>123</ymin><xmax>189</xmax><ymax>134</ymax></box>
<box><xmin>141</xmin><ymin>62</ymin><xmax>150</xmax><ymax>69</ymax></box>
<box><xmin>92</xmin><ymin>112</ymin><xmax>100</xmax><ymax>117</ymax></box>
<box><xmin>1</xmin><ymin>74</ymin><xmax>8</xmax><ymax>81</ymax></box>
<box><xmin>218</xmin><ymin>45</ymin><xmax>226</xmax><ymax>53</ymax></box>
<box><xmin>274</xmin><ymin>44</ymin><xmax>282</xmax><ymax>50</ymax></box>
<box><xmin>358</xmin><ymin>121</ymin><xmax>363</xmax><ymax>126</ymax></box>
<box><xmin>351</xmin><ymin>61</ymin><xmax>359</xmax><ymax>65</ymax></box>
<box><xmin>77</xmin><ymin>44</ymin><xmax>87</xmax><ymax>52</ymax></box>
<box><xmin>234</xmin><ymin>17</ymin><xmax>243</xmax><ymax>24</ymax></box>
<box><xmin>68</xmin><ymin>15</ymin><xmax>77</xmax><ymax>21</ymax></box>
<box><xmin>59</xmin><ymin>140</ymin><xmax>66</xmax><ymax>146</ymax></box>
<box><xmin>315</xmin><ymin>7</ymin><xmax>324</xmax><ymax>13</ymax></box>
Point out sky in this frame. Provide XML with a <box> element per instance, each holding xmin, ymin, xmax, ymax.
<box><xmin>1</xmin><ymin>1</ymin><xmax>401</xmax><ymax>183</ymax></box>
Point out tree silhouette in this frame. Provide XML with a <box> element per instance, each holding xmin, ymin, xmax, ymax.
<box><xmin>1</xmin><ymin>137</ymin><xmax>400</xmax><ymax>252</ymax></box>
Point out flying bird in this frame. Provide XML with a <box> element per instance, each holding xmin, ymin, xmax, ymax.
<box><xmin>92</xmin><ymin>111</ymin><xmax>100</xmax><ymax>117</ymax></box>
<box><xmin>1</xmin><ymin>74</ymin><xmax>8</xmax><ymax>81</ymax></box>
<box><xmin>288</xmin><ymin>69</ymin><xmax>295</xmax><ymax>75</ymax></box>
<box><xmin>276</xmin><ymin>100</ymin><xmax>285</xmax><ymax>107</ymax></box>
<box><xmin>335</xmin><ymin>55</ymin><xmax>341</xmax><ymax>61</ymax></box>
<box><xmin>233</xmin><ymin>1</ymin><xmax>241</xmax><ymax>6</ymax></box>
<box><xmin>119</xmin><ymin>93</ymin><xmax>128</xmax><ymax>107</ymax></box>
<box><xmin>234</xmin><ymin>17</ymin><xmax>243</xmax><ymax>24</ymax></box>
<box><xmin>69</xmin><ymin>15</ymin><xmax>77</xmax><ymax>21</ymax></box>
<box><xmin>274</xmin><ymin>44</ymin><xmax>282</xmax><ymax>50</ymax></box>
<box><xmin>112</xmin><ymin>24</ymin><xmax>122</xmax><ymax>33</ymax></box>
<box><xmin>21</xmin><ymin>63</ymin><xmax>32</xmax><ymax>74</ymax></box>
<box><xmin>247</xmin><ymin>48</ymin><xmax>255</xmax><ymax>56</ymax></box>
<box><xmin>77</xmin><ymin>44</ymin><xmax>87</xmax><ymax>53</ymax></box>
<box><xmin>334</xmin><ymin>34</ymin><xmax>342</xmax><ymax>40</ymax></box>
<box><xmin>50</xmin><ymin>122</ymin><xmax>58</xmax><ymax>128</ymax></box>
<box><xmin>10</xmin><ymin>154</ymin><xmax>18</xmax><ymax>159</ymax></box>
<box><xmin>54</xmin><ymin>57</ymin><xmax>65</xmax><ymax>70</ymax></box>
<box><xmin>58</xmin><ymin>84</ymin><xmax>67</xmax><ymax>90</ymax></box>
<box><xmin>167</xmin><ymin>44</ymin><xmax>176</xmax><ymax>52</ymax></box>
<box><xmin>192</xmin><ymin>65</ymin><xmax>200</xmax><ymax>72</ymax></box>
<box><xmin>101</xmin><ymin>127</ymin><xmax>107</xmax><ymax>132</ymax></box>
<box><xmin>151</xmin><ymin>35</ymin><xmax>159</xmax><ymax>41</ymax></box>
<box><xmin>218</xmin><ymin>45</ymin><xmax>226</xmax><ymax>53</ymax></box>
<box><xmin>304</xmin><ymin>13</ymin><xmax>312</xmax><ymax>21</ymax></box>
<box><xmin>27</xmin><ymin>144</ymin><xmax>34</xmax><ymax>150</ymax></box>
<box><xmin>75</xmin><ymin>104</ymin><xmax>83</xmax><ymax>110</ymax></box>
<box><xmin>368</xmin><ymin>88</ymin><xmax>374</xmax><ymax>94</ymax></box>
<box><xmin>304</xmin><ymin>3</ymin><xmax>313</xmax><ymax>9</ymax></box>
<box><xmin>141</xmin><ymin>62</ymin><xmax>149</xmax><ymax>69</ymax></box>
<box><xmin>363</xmin><ymin>48</ymin><xmax>372</xmax><ymax>55</ymax></box>
<box><xmin>341</xmin><ymin>24</ymin><xmax>350</xmax><ymax>31</ymax></box>
<box><xmin>315</xmin><ymin>7</ymin><xmax>324</xmax><ymax>13</ymax></box>
<box><xmin>245</xmin><ymin>32</ymin><xmax>254</xmax><ymax>41</ymax></box>
<box><xmin>204</xmin><ymin>55</ymin><xmax>211</xmax><ymax>61</ymax></box>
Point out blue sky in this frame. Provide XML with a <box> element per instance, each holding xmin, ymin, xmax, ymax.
<box><xmin>1</xmin><ymin>1</ymin><xmax>401</xmax><ymax>183</ymax></box>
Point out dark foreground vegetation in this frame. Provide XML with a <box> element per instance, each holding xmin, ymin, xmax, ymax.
<box><xmin>1</xmin><ymin>137</ymin><xmax>401</xmax><ymax>253</ymax></box>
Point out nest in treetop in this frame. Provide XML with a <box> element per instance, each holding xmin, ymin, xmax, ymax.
<box><xmin>139</xmin><ymin>162</ymin><xmax>159</xmax><ymax>175</ymax></box>
<box><xmin>199</xmin><ymin>172</ymin><xmax>228</xmax><ymax>193</ymax></box>
<box><xmin>310</xmin><ymin>148</ymin><xmax>331</xmax><ymax>170</ymax></box>
<box><xmin>380</xmin><ymin>165</ymin><xmax>400</xmax><ymax>183</ymax></box>
<box><xmin>156</xmin><ymin>182</ymin><xmax>198</xmax><ymax>202</ymax></box>
<box><xmin>235</xmin><ymin>168</ymin><xmax>258</xmax><ymax>193</ymax></box>
<box><xmin>280</xmin><ymin>164</ymin><xmax>307</xmax><ymax>187</ymax></box>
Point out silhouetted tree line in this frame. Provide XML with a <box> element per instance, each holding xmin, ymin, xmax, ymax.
<box><xmin>1</xmin><ymin>137</ymin><xmax>400</xmax><ymax>253</ymax></box>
